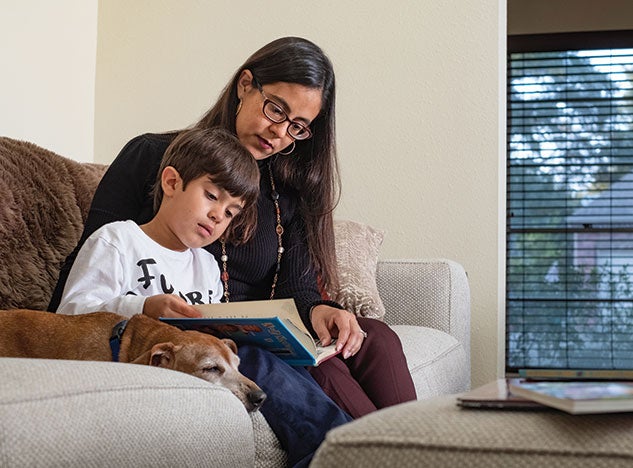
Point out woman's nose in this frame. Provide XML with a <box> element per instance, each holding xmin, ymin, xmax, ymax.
<box><xmin>269</xmin><ymin>120</ymin><xmax>291</xmax><ymax>138</ymax></box>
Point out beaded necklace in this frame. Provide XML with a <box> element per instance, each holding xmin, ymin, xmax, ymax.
<box><xmin>220</xmin><ymin>162</ymin><xmax>284</xmax><ymax>302</ymax></box>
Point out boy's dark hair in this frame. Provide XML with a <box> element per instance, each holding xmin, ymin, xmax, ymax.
<box><xmin>153</xmin><ymin>127</ymin><xmax>259</xmax><ymax>244</ymax></box>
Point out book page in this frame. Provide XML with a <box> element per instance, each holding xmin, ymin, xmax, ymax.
<box><xmin>194</xmin><ymin>299</ymin><xmax>311</xmax><ymax>336</ymax></box>
<box><xmin>314</xmin><ymin>341</ymin><xmax>340</xmax><ymax>365</ymax></box>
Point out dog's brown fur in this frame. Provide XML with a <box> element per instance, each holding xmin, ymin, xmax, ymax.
<box><xmin>0</xmin><ymin>309</ymin><xmax>266</xmax><ymax>412</ymax></box>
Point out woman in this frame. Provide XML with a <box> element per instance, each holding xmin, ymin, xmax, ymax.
<box><xmin>49</xmin><ymin>37</ymin><xmax>416</xmax><ymax>465</ymax></box>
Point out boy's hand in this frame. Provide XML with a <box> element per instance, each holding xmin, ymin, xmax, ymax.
<box><xmin>310</xmin><ymin>304</ymin><xmax>365</xmax><ymax>359</ymax></box>
<box><xmin>143</xmin><ymin>294</ymin><xmax>202</xmax><ymax>319</ymax></box>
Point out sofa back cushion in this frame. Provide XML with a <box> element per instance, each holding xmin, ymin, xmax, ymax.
<box><xmin>0</xmin><ymin>138</ymin><xmax>107</xmax><ymax>310</ymax></box>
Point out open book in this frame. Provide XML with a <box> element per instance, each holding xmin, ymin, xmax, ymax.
<box><xmin>160</xmin><ymin>299</ymin><xmax>339</xmax><ymax>367</ymax></box>
<box><xmin>508</xmin><ymin>380</ymin><xmax>633</xmax><ymax>414</ymax></box>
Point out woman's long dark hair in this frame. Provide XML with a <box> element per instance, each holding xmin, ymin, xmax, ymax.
<box><xmin>193</xmin><ymin>37</ymin><xmax>340</xmax><ymax>292</ymax></box>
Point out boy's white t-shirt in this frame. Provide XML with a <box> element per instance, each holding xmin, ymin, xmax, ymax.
<box><xmin>57</xmin><ymin>220</ymin><xmax>223</xmax><ymax>317</ymax></box>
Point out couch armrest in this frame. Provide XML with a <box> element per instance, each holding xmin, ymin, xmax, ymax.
<box><xmin>0</xmin><ymin>358</ymin><xmax>255</xmax><ymax>467</ymax></box>
<box><xmin>376</xmin><ymin>259</ymin><xmax>470</xmax><ymax>359</ymax></box>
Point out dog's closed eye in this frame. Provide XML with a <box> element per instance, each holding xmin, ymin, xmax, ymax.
<box><xmin>202</xmin><ymin>365</ymin><xmax>224</xmax><ymax>375</ymax></box>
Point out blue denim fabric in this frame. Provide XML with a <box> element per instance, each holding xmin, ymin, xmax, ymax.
<box><xmin>237</xmin><ymin>345</ymin><xmax>352</xmax><ymax>467</ymax></box>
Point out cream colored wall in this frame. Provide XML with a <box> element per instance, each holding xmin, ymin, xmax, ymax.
<box><xmin>95</xmin><ymin>0</ymin><xmax>506</xmax><ymax>388</ymax></box>
<box><xmin>0</xmin><ymin>0</ymin><xmax>97</xmax><ymax>162</ymax></box>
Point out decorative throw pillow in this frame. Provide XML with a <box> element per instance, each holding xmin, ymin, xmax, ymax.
<box><xmin>328</xmin><ymin>219</ymin><xmax>386</xmax><ymax>320</ymax></box>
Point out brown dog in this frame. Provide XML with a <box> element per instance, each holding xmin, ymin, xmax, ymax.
<box><xmin>0</xmin><ymin>309</ymin><xmax>266</xmax><ymax>412</ymax></box>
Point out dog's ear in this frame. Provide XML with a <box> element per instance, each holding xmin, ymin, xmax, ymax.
<box><xmin>221</xmin><ymin>338</ymin><xmax>238</xmax><ymax>355</ymax></box>
<box><xmin>149</xmin><ymin>342</ymin><xmax>183</xmax><ymax>368</ymax></box>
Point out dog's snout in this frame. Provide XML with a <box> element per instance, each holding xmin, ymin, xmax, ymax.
<box><xmin>249</xmin><ymin>389</ymin><xmax>267</xmax><ymax>409</ymax></box>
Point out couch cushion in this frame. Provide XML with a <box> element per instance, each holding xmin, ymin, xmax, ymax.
<box><xmin>392</xmin><ymin>325</ymin><xmax>469</xmax><ymax>399</ymax></box>
<box><xmin>328</xmin><ymin>220</ymin><xmax>386</xmax><ymax>319</ymax></box>
<box><xmin>0</xmin><ymin>357</ymin><xmax>255</xmax><ymax>467</ymax></box>
<box><xmin>251</xmin><ymin>411</ymin><xmax>288</xmax><ymax>467</ymax></box>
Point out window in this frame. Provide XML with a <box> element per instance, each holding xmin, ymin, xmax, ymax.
<box><xmin>507</xmin><ymin>31</ymin><xmax>633</xmax><ymax>372</ymax></box>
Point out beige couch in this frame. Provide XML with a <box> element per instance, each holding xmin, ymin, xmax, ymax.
<box><xmin>0</xmin><ymin>137</ymin><xmax>471</xmax><ymax>467</ymax></box>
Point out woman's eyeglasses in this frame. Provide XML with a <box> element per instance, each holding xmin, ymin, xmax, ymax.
<box><xmin>252</xmin><ymin>77</ymin><xmax>313</xmax><ymax>140</ymax></box>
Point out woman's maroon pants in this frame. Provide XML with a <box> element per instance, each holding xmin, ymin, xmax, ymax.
<box><xmin>309</xmin><ymin>317</ymin><xmax>417</xmax><ymax>418</ymax></box>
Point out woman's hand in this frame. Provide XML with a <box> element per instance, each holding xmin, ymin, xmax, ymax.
<box><xmin>310</xmin><ymin>304</ymin><xmax>366</xmax><ymax>359</ymax></box>
<box><xmin>143</xmin><ymin>294</ymin><xmax>202</xmax><ymax>319</ymax></box>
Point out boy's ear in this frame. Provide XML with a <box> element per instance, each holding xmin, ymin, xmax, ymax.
<box><xmin>161</xmin><ymin>166</ymin><xmax>181</xmax><ymax>196</ymax></box>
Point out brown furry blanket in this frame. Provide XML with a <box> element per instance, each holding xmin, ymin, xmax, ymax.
<box><xmin>0</xmin><ymin>137</ymin><xmax>107</xmax><ymax>310</ymax></box>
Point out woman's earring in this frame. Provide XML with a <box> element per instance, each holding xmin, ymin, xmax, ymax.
<box><xmin>236</xmin><ymin>99</ymin><xmax>243</xmax><ymax>116</ymax></box>
<box><xmin>278</xmin><ymin>141</ymin><xmax>295</xmax><ymax>156</ymax></box>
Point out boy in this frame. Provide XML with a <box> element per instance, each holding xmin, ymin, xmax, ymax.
<box><xmin>57</xmin><ymin>128</ymin><xmax>259</xmax><ymax>319</ymax></box>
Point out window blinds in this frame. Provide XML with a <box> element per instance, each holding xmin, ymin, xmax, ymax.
<box><xmin>507</xmin><ymin>33</ymin><xmax>633</xmax><ymax>372</ymax></box>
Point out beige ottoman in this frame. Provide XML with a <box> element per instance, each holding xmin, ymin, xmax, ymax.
<box><xmin>311</xmin><ymin>394</ymin><xmax>633</xmax><ymax>467</ymax></box>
